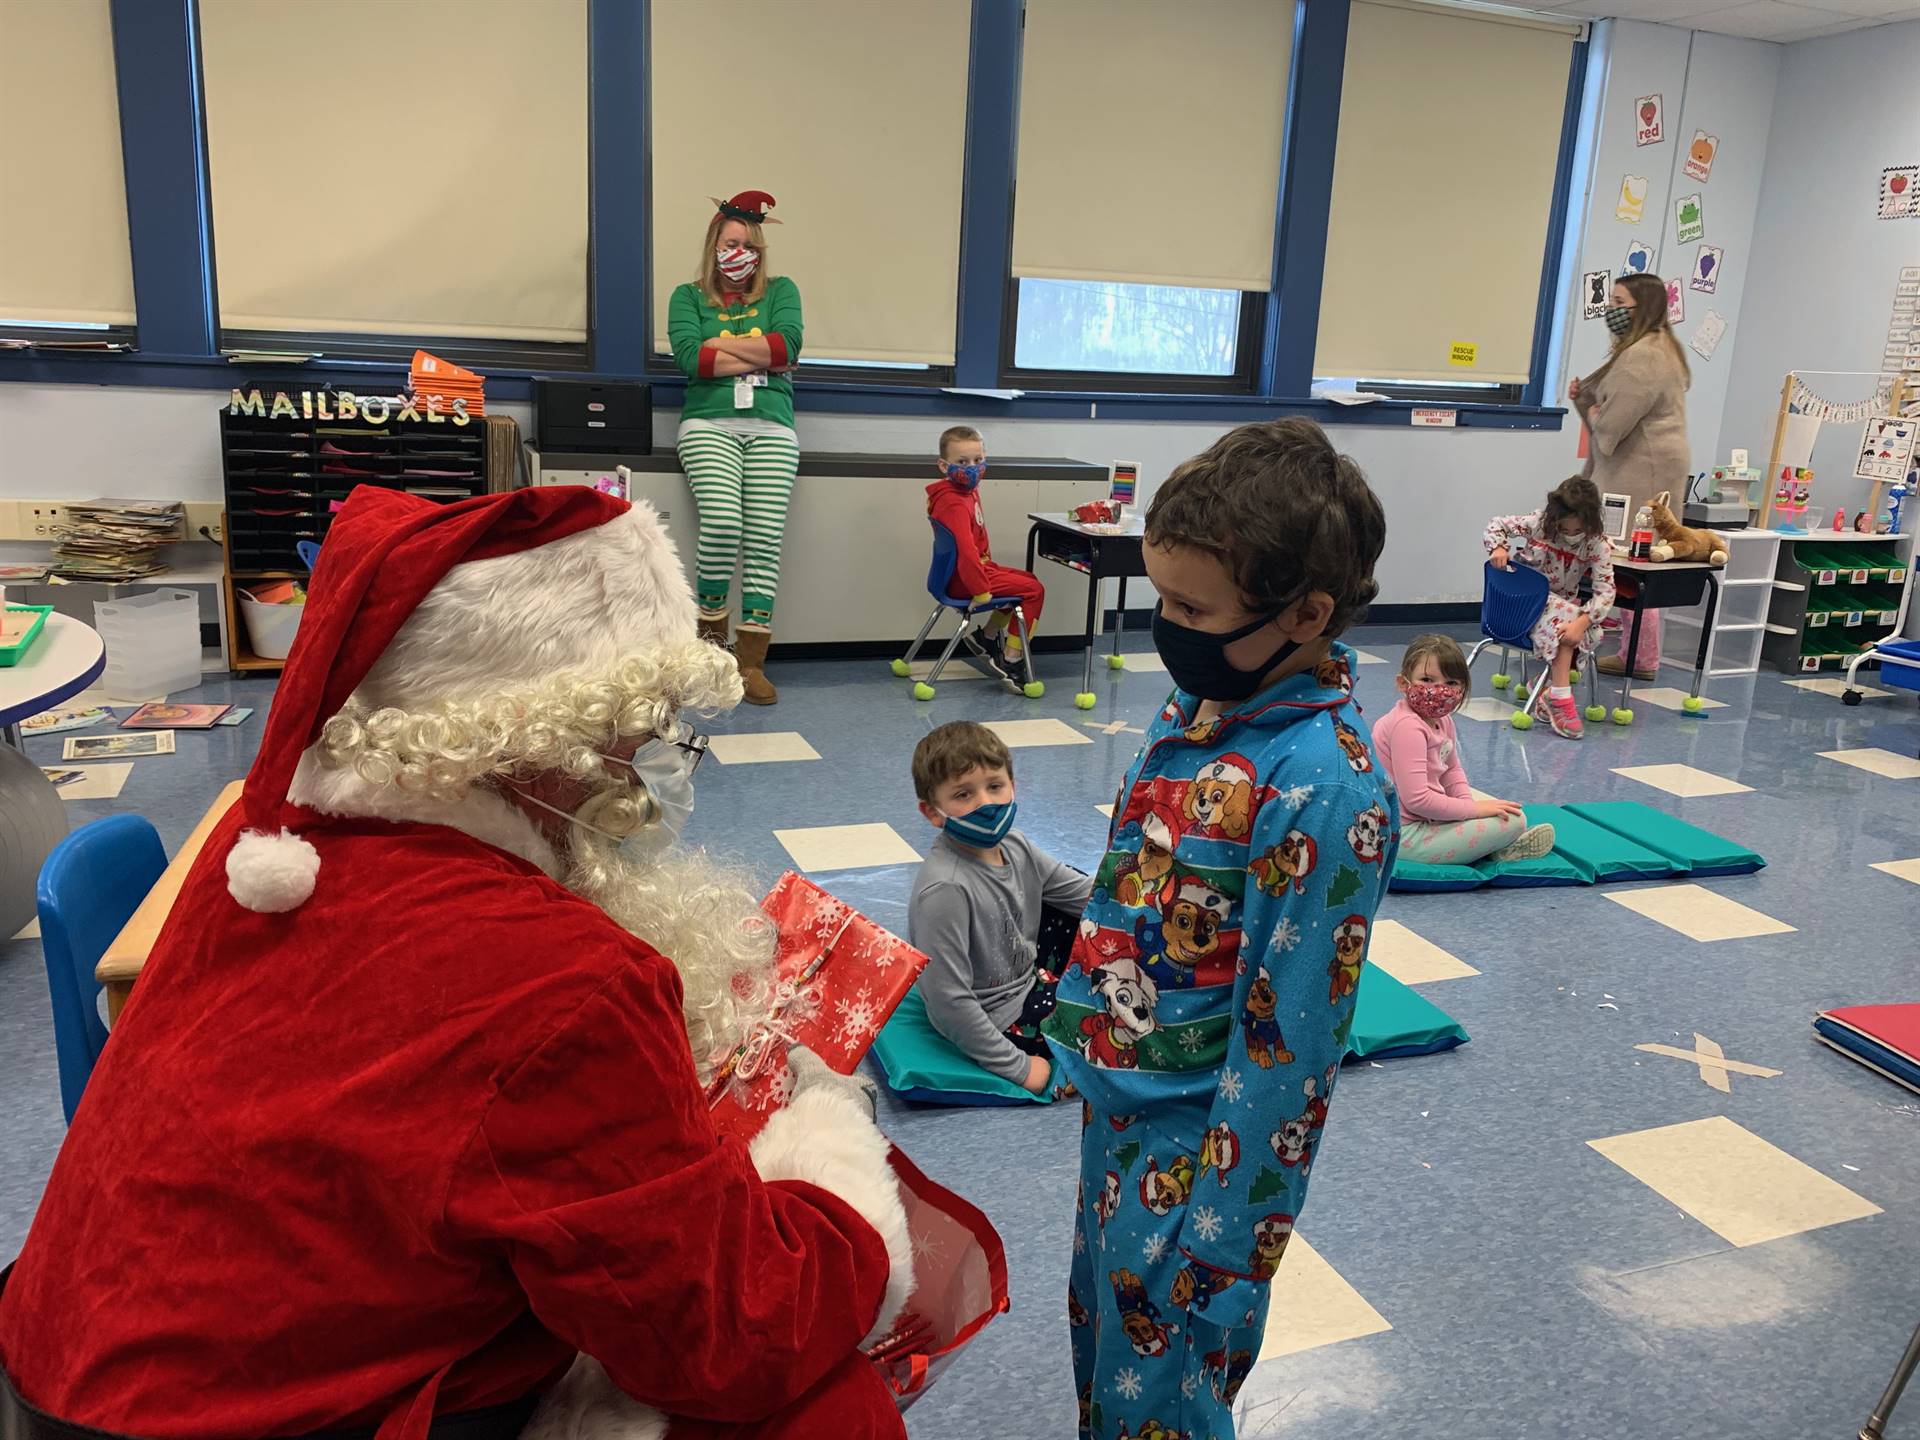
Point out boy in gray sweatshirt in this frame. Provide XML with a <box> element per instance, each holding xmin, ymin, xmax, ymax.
<box><xmin>907</xmin><ymin>721</ymin><xmax>1093</xmax><ymax>1094</ymax></box>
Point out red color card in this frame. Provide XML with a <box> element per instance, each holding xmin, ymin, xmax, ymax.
<box><xmin>706</xmin><ymin>871</ymin><xmax>929</xmax><ymax>1142</ymax></box>
<box><xmin>120</xmin><ymin>702</ymin><xmax>232</xmax><ymax>730</ymax></box>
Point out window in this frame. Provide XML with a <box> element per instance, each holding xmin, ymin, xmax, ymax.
<box><xmin>1011</xmin><ymin>280</ymin><xmax>1249</xmax><ymax>379</ymax></box>
<box><xmin>1005</xmin><ymin>0</ymin><xmax>1293</xmax><ymax>390</ymax></box>
<box><xmin>0</xmin><ymin>0</ymin><xmax>135</xmax><ymax>338</ymax></box>
<box><xmin>1314</xmin><ymin>0</ymin><xmax>1579</xmax><ymax>392</ymax></box>
<box><xmin>198</xmin><ymin>0</ymin><xmax>588</xmax><ymax>360</ymax></box>
<box><xmin>649</xmin><ymin>0</ymin><xmax>970</xmax><ymax>372</ymax></box>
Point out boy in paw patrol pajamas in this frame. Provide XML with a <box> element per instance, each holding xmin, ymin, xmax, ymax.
<box><xmin>1043</xmin><ymin>419</ymin><xmax>1393</xmax><ymax>1440</ymax></box>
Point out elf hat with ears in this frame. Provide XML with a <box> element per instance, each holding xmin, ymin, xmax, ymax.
<box><xmin>224</xmin><ymin>485</ymin><xmax>700</xmax><ymax>914</ymax></box>
<box><xmin>711</xmin><ymin>190</ymin><xmax>781</xmax><ymax>225</ymax></box>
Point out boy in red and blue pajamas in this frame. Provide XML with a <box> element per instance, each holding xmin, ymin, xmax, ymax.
<box><xmin>1043</xmin><ymin>420</ymin><xmax>1395</xmax><ymax>1440</ymax></box>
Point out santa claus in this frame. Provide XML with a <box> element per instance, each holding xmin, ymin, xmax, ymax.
<box><xmin>0</xmin><ymin>488</ymin><xmax>913</xmax><ymax>1439</ymax></box>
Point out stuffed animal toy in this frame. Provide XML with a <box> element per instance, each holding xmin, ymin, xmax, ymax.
<box><xmin>1646</xmin><ymin>490</ymin><xmax>1729</xmax><ymax>565</ymax></box>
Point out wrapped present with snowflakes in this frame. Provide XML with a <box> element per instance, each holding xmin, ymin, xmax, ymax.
<box><xmin>707</xmin><ymin>870</ymin><xmax>930</xmax><ymax>1142</ymax></box>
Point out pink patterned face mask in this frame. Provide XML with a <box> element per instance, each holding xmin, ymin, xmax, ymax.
<box><xmin>1404</xmin><ymin>680</ymin><xmax>1463</xmax><ymax>722</ymax></box>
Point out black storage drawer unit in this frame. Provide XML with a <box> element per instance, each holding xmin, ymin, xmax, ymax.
<box><xmin>535</xmin><ymin>378</ymin><xmax>651</xmax><ymax>454</ymax></box>
<box><xmin>219</xmin><ymin>389</ymin><xmax>490</xmax><ymax>577</ymax></box>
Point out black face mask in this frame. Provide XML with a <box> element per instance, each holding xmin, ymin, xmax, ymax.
<box><xmin>1151</xmin><ymin>603</ymin><xmax>1300</xmax><ymax>702</ymax></box>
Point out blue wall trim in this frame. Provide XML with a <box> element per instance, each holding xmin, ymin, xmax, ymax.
<box><xmin>954</xmin><ymin>0</ymin><xmax>1022</xmax><ymax>389</ymax></box>
<box><xmin>587</xmin><ymin>0</ymin><xmax>651</xmax><ymax>377</ymax></box>
<box><xmin>1263</xmin><ymin>0</ymin><xmax>1350</xmax><ymax>398</ymax></box>
<box><xmin>1524</xmin><ymin>35</ymin><xmax>1592</xmax><ymax>407</ymax></box>
<box><xmin>109</xmin><ymin>0</ymin><xmax>217</xmax><ymax>359</ymax></box>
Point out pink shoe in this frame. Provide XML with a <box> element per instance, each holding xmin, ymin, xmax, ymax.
<box><xmin>1539</xmin><ymin>691</ymin><xmax>1584</xmax><ymax>738</ymax></box>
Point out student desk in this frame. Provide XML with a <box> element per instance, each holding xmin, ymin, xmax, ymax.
<box><xmin>1025</xmin><ymin>513</ymin><xmax>1150</xmax><ymax>709</ymax></box>
<box><xmin>96</xmin><ymin>779</ymin><xmax>242</xmax><ymax>1023</ymax></box>
<box><xmin>1609</xmin><ymin>555</ymin><xmax>1723</xmax><ymax>717</ymax></box>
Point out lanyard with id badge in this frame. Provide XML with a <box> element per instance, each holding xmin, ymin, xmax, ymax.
<box><xmin>734</xmin><ymin>371</ymin><xmax>768</xmax><ymax>409</ymax></box>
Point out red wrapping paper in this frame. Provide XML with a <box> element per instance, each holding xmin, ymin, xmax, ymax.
<box><xmin>706</xmin><ymin>871</ymin><xmax>929</xmax><ymax>1141</ymax></box>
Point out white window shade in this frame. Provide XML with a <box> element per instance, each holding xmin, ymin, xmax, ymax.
<box><xmin>649</xmin><ymin>0</ymin><xmax>970</xmax><ymax>366</ymax></box>
<box><xmin>199</xmin><ymin>0</ymin><xmax>587</xmax><ymax>344</ymax></box>
<box><xmin>0</xmin><ymin>0</ymin><xmax>135</xmax><ymax>327</ymax></box>
<box><xmin>1011</xmin><ymin>0</ymin><xmax>1293</xmax><ymax>292</ymax></box>
<box><xmin>1315</xmin><ymin>0</ymin><xmax>1577</xmax><ymax>384</ymax></box>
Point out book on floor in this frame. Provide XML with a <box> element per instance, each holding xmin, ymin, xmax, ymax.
<box><xmin>120</xmin><ymin>702</ymin><xmax>232</xmax><ymax>730</ymax></box>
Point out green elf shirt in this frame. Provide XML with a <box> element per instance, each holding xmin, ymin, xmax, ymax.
<box><xmin>667</xmin><ymin>276</ymin><xmax>804</xmax><ymax>428</ymax></box>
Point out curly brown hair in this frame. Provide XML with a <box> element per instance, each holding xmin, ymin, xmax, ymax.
<box><xmin>1145</xmin><ymin>419</ymin><xmax>1387</xmax><ymax>637</ymax></box>
<box><xmin>1543</xmin><ymin>475</ymin><xmax>1604</xmax><ymax>536</ymax></box>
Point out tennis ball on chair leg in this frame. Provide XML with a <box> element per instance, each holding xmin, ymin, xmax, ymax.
<box><xmin>1612</xmin><ymin>706</ymin><xmax>1634</xmax><ymax>725</ymax></box>
<box><xmin>1107</xmin><ymin>654</ymin><xmax>1126</xmax><ymax>671</ymax></box>
<box><xmin>1024</xmin><ymin>681</ymin><xmax>1046</xmax><ymax>699</ymax></box>
<box><xmin>913</xmin><ymin>682</ymin><xmax>936</xmax><ymax>702</ymax></box>
<box><xmin>1511</xmin><ymin>711</ymin><xmax>1534</xmax><ymax>730</ymax></box>
<box><xmin>1584</xmin><ymin>703</ymin><xmax>1607</xmax><ymax>722</ymax></box>
<box><xmin>890</xmin><ymin>658</ymin><xmax>911</xmax><ymax>678</ymax></box>
<box><xmin>1681</xmin><ymin>695</ymin><xmax>1704</xmax><ymax>714</ymax></box>
<box><xmin>1075</xmin><ymin>692</ymin><xmax>1097</xmax><ymax>710</ymax></box>
<box><xmin>1491</xmin><ymin>672</ymin><xmax>1511</xmax><ymax>689</ymax></box>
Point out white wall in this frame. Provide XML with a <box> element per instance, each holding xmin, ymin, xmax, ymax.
<box><xmin>1720</xmin><ymin>19</ymin><xmax>1920</xmax><ymax>519</ymax></box>
<box><xmin>1564</xmin><ymin>20</ymin><xmax>1782</xmax><ymax>472</ymax></box>
<box><xmin>0</xmin><ymin>381</ymin><xmax>1578</xmax><ymax>606</ymax></box>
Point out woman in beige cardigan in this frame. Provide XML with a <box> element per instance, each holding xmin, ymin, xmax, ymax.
<box><xmin>1569</xmin><ymin>272</ymin><xmax>1691</xmax><ymax>679</ymax></box>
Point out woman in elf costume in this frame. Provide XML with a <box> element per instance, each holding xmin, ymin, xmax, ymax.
<box><xmin>667</xmin><ymin>190</ymin><xmax>805</xmax><ymax>705</ymax></box>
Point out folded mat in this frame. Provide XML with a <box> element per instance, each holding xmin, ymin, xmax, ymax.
<box><xmin>1567</xmin><ymin>801</ymin><xmax>1766</xmax><ymax>876</ymax></box>
<box><xmin>872</xmin><ymin>961</ymin><xmax>1469</xmax><ymax>1108</ymax></box>
<box><xmin>1813</xmin><ymin>1003</ymin><xmax>1920</xmax><ymax>1096</ymax></box>
<box><xmin>1388</xmin><ymin>800</ymin><xmax>1758</xmax><ymax>891</ymax></box>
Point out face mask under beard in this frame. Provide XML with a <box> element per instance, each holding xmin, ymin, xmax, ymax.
<box><xmin>520</xmin><ymin>769</ymin><xmax>778</xmax><ymax>1081</ymax></box>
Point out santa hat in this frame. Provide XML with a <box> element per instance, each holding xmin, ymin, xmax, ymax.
<box><xmin>1177</xmin><ymin>878</ymin><xmax>1230</xmax><ymax>920</ymax></box>
<box><xmin>1197</xmin><ymin>753</ymin><xmax>1254</xmax><ymax>789</ymax></box>
<box><xmin>1138</xmin><ymin>803</ymin><xmax>1182</xmax><ymax>851</ymax></box>
<box><xmin>712</xmin><ymin>189</ymin><xmax>780</xmax><ymax>225</ymax></box>
<box><xmin>225</xmin><ymin>486</ymin><xmax>698</xmax><ymax>914</ymax></box>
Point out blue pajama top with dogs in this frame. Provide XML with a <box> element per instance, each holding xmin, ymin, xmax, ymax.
<box><xmin>1042</xmin><ymin>644</ymin><xmax>1397</xmax><ymax>1440</ymax></box>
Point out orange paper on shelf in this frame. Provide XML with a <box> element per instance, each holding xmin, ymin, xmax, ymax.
<box><xmin>705</xmin><ymin>871</ymin><xmax>929</xmax><ymax>1142</ymax></box>
<box><xmin>409</xmin><ymin>350</ymin><xmax>487</xmax><ymax>417</ymax></box>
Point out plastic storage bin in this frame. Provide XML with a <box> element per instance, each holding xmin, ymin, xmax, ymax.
<box><xmin>94</xmin><ymin>589</ymin><xmax>201</xmax><ymax>700</ymax></box>
<box><xmin>238</xmin><ymin>588</ymin><xmax>304</xmax><ymax>660</ymax></box>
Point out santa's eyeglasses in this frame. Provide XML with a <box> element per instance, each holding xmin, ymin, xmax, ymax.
<box><xmin>603</xmin><ymin>721</ymin><xmax>708</xmax><ymax>776</ymax></box>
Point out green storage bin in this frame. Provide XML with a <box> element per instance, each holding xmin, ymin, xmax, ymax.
<box><xmin>0</xmin><ymin>604</ymin><xmax>52</xmax><ymax>667</ymax></box>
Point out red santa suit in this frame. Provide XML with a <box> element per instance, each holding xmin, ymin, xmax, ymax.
<box><xmin>924</xmin><ymin>476</ymin><xmax>1045</xmax><ymax>631</ymax></box>
<box><xmin>0</xmin><ymin>488</ymin><xmax>912</xmax><ymax>1440</ymax></box>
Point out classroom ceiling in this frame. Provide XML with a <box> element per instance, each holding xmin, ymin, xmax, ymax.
<box><xmin>1533</xmin><ymin>0</ymin><xmax>1920</xmax><ymax>42</ymax></box>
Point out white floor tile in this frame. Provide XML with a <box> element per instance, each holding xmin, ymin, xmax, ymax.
<box><xmin>1870</xmin><ymin>857</ymin><xmax>1920</xmax><ymax>886</ymax></box>
<box><xmin>1350</xmin><ymin>649</ymin><xmax>1389</xmax><ymax>665</ymax></box>
<box><xmin>1095</xmin><ymin>803</ymin><xmax>1114</xmax><ymax>818</ymax></box>
<box><xmin>1116</xmin><ymin>651</ymin><xmax>1166</xmax><ymax>674</ymax></box>
<box><xmin>1785</xmin><ymin>676</ymin><xmax>1889</xmax><ymax>699</ymax></box>
<box><xmin>984</xmin><ymin>718</ymin><xmax>1093</xmax><ymax>748</ymax></box>
<box><xmin>1629</xmin><ymin>686</ymin><xmax>1727</xmax><ymax>713</ymax></box>
<box><xmin>1610</xmin><ymin>763</ymin><xmax>1753</xmax><ymax>797</ymax></box>
<box><xmin>706</xmin><ymin>731</ymin><xmax>821</xmax><ymax>766</ymax></box>
<box><xmin>11</xmin><ymin>917</ymin><xmax>39</xmax><ymax>941</ymax></box>
<box><xmin>905</xmin><ymin>658</ymin><xmax>989</xmax><ymax>683</ymax></box>
<box><xmin>773</xmin><ymin>823</ymin><xmax>922</xmax><ymax>873</ymax></box>
<box><xmin>1456</xmin><ymin>696</ymin><xmax>1521</xmax><ymax>724</ymax></box>
<box><xmin>1818</xmin><ymin>747</ymin><xmax>1920</xmax><ymax>780</ymax></box>
<box><xmin>1366</xmin><ymin>920</ymin><xmax>1479</xmax><ymax>984</ymax></box>
<box><xmin>1603</xmin><ymin>882</ymin><xmax>1795</xmax><ymax>942</ymax></box>
<box><xmin>1588</xmin><ymin>1115</ymin><xmax>1881</xmax><ymax>1247</ymax></box>
<box><xmin>1257</xmin><ymin>1235</ymin><xmax>1392</xmax><ymax>1361</ymax></box>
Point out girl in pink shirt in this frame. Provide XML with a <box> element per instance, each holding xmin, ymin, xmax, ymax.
<box><xmin>1372</xmin><ymin>635</ymin><xmax>1556</xmax><ymax>866</ymax></box>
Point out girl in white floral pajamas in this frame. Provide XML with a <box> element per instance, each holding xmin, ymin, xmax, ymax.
<box><xmin>1483</xmin><ymin>476</ymin><xmax>1616</xmax><ymax>738</ymax></box>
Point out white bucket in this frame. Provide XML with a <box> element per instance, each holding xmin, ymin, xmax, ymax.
<box><xmin>239</xmin><ymin>589</ymin><xmax>304</xmax><ymax>660</ymax></box>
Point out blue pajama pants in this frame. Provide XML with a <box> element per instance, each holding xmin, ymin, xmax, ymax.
<box><xmin>1068</xmin><ymin>1100</ymin><xmax>1269</xmax><ymax>1440</ymax></box>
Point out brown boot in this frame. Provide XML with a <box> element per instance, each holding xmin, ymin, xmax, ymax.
<box><xmin>733</xmin><ymin>626</ymin><xmax>778</xmax><ymax>705</ymax></box>
<box><xmin>697</xmin><ymin>612</ymin><xmax>730</xmax><ymax>648</ymax></box>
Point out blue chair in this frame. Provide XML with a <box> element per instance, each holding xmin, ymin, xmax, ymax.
<box><xmin>296</xmin><ymin>539</ymin><xmax>322</xmax><ymax>571</ymax></box>
<box><xmin>891</xmin><ymin>520</ymin><xmax>1044</xmax><ymax>700</ymax></box>
<box><xmin>35</xmin><ymin>814</ymin><xmax>167</xmax><ymax>1122</ymax></box>
<box><xmin>1465</xmin><ymin>561</ymin><xmax>1600</xmax><ymax>732</ymax></box>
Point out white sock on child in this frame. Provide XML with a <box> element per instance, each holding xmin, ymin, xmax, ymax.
<box><xmin>1549</xmin><ymin>685</ymin><xmax>1572</xmax><ymax>700</ymax></box>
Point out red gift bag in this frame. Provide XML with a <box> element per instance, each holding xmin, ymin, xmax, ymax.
<box><xmin>707</xmin><ymin>872</ymin><xmax>929</xmax><ymax>1142</ymax></box>
<box><xmin>864</xmin><ymin>1147</ymin><xmax>1010</xmax><ymax>1410</ymax></box>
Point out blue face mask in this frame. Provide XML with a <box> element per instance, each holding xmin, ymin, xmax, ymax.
<box><xmin>943</xmin><ymin>799</ymin><xmax>1016</xmax><ymax>848</ymax></box>
<box><xmin>943</xmin><ymin>460</ymin><xmax>986</xmax><ymax>491</ymax></box>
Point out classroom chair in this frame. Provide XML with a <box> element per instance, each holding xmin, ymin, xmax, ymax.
<box><xmin>1466</xmin><ymin>560</ymin><xmax>1601</xmax><ymax>731</ymax></box>
<box><xmin>891</xmin><ymin>519</ymin><xmax>1045</xmax><ymax>701</ymax></box>
<box><xmin>35</xmin><ymin>813</ymin><xmax>167</xmax><ymax>1123</ymax></box>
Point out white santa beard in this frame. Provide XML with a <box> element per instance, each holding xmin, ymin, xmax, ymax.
<box><xmin>559</xmin><ymin>829</ymin><xmax>777</xmax><ymax>1081</ymax></box>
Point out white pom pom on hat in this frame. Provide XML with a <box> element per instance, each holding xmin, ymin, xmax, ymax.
<box><xmin>225</xmin><ymin>829</ymin><xmax>321</xmax><ymax>913</ymax></box>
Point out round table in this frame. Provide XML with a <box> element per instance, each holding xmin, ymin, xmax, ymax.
<box><xmin>1</xmin><ymin>613</ymin><xmax>107</xmax><ymax>937</ymax></box>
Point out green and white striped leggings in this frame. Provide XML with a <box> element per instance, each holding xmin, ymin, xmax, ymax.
<box><xmin>675</xmin><ymin>423</ymin><xmax>801</xmax><ymax>627</ymax></box>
